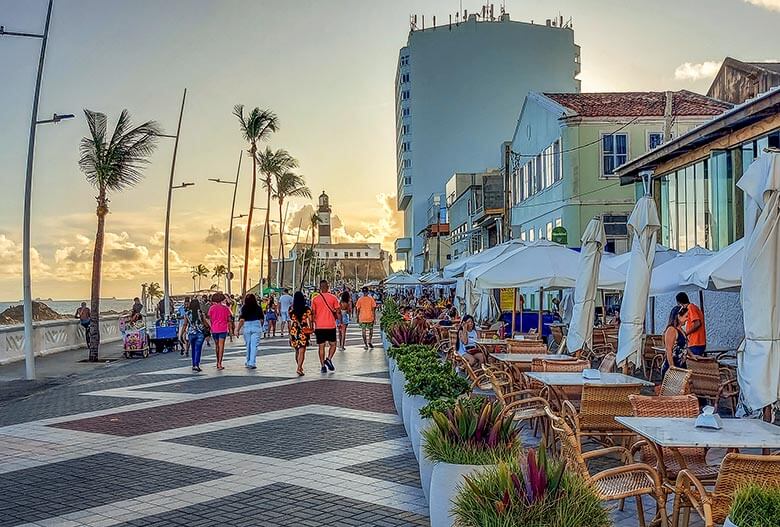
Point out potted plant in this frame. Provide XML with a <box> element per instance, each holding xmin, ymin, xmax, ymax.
<box><xmin>380</xmin><ymin>298</ymin><xmax>402</xmax><ymax>352</ymax></box>
<box><xmin>724</xmin><ymin>483</ymin><xmax>780</xmax><ymax>527</ymax></box>
<box><xmin>398</xmin><ymin>347</ymin><xmax>441</xmax><ymax>434</ymax></box>
<box><xmin>452</xmin><ymin>450</ymin><xmax>611</xmax><ymax>527</ymax></box>
<box><xmin>423</xmin><ymin>398</ymin><xmax>520</xmax><ymax>527</ymax></box>
<box><xmin>387</xmin><ymin>344</ymin><xmax>431</xmax><ymax>416</ymax></box>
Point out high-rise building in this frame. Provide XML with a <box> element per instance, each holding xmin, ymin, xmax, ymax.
<box><xmin>394</xmin><ymin>11</ymin><xmax>582</xmax><ymax>271</ymax></box>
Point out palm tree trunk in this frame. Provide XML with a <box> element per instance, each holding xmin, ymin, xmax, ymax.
<box><xmin>265</xmin><ymin>175</ymin><xmax>273</xmax><ymax>288</ymax></box>
<box><xmin>278</xmin><ymin>198</ymin><xmax>285</xmax><ymax>288</ymax></box>
<box><xmin>88</xmin><ymin>190</ymin><xmax>107</xmax><ymax>362</ymax></box>
<box><xmin>242</xmin><ymin>146</ymin><xmax>256</xmax><ymax>296</ymax></box>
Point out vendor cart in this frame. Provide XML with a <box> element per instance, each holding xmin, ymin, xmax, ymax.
<box><xmin>150</xmin><ymin>319</ymin><xmax>180</xmax><ymax>353</ymax></box>
<box><xmin>119</xmin><ymin>315</ymin><xmax>150</xmax><ymax>358</ymax></box>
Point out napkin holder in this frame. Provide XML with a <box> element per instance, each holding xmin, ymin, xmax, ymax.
<box><xmin>695</xmin><ymin>406</ymin><xmax>723</xmax><ymax>429</ymax></box>
<box><xmin>513</xmin><ymin>335</ymin><xmax>526</xmax><ymax>341</ymax></box>
<box><xmin>582</xmin><ymin>369</ymin><xmax>601</xmax><ymax>380</ymax></box>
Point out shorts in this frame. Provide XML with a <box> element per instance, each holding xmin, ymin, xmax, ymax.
<box><xmin>688</xmin><ymin>345</ymin><xmax>706</xmax><ymax>356</ymax></box>
<box><xmin>315</xmin><ymin>328</ymin><xmax>337</xmax><ymax>344</ymax></box>
<box><xmin>280</xmin><ymin>311</ymin><xmax>290</xmax><ymax>322</ymax></box>
<box><xmin>359</xmin><ymin>322</ymin><xmax>374</xmax><ymax>330</ymax></box>
<box><xmin>211</xmin><ymin>332</ymin><xmax>228</xmax><ymax>341</ymax></box>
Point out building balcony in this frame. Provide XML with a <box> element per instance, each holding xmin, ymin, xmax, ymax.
<box><xmin>398</xmin><ymin>173</ymin><xmax>412</xmax><ymax>210</ymax></box>
<box><xmin>395</xmin><ymin>237</ymin><xmax>412</xmax><ymax>253</ymax></box>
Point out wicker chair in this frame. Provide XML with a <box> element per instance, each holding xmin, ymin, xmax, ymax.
<box><xmin>659</xmin><ymin>366</ymin><xmax>692</xmax><ymax>396</ymax></box>
<box><xmin>672</xmin><ymin>453</ymin><xmax>780</xmax><ymax>527</ymax></box>
<box><xmin>486</xmin><ymin>368</ymin><xmax>549</xmax><ymax>437</ymax></box>
<box><xmin>687</xmin><ymin>355</ymin><xmax>740</xmax><ymax>414</ymax></box>
<box><xmin>540</xmin><ymin>358</ymin><xmax>590</xmax><ymax>403</ymax></box>
<box><xmin>546</xmin><ymin>406</ymin><xmax>669</xmax><ymax>527</ymax></box>
<box><xmin>599</xmin><ymin>352</ymin><xmax>617</xmax><ymax>373</ymax></box>
<box><xmin>453</xmin><ymin>354</ymin><xmax>493</xmax><ymax>393</ymax></box>
<box><xmin>570</xmin><ymin>384</ymin><xmax>642</xmax><ymax>445</ymax></box>
<box><xmin>583</xmin><ymin>327</ymin><xmax>615</xmax><ymax>362</ymax></box>
<box><xmin>642</xmin><ymin>335</ymin><xmax>665</xmax><ymax>380</ymax></box>
<box><xmin>628</xmin><ymin>394</ymin><xmax>718</xmax><ymax>489</ymax></box>
<box><xmin>506</xmin><ymin>339</ymin><xmax>548</xmax><ymax>354</ymax></box>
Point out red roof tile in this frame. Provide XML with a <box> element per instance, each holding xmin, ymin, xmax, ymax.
<box><xmin>542</xmin><ymin>90</ymin><xmax>732</xmax><ymax>117</ymax></box>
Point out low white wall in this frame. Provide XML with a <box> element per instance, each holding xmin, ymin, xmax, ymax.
<box><xmin>0</xmin><ymin>314</ymin><xmax>156</xmax><ymax>365</ymax></box>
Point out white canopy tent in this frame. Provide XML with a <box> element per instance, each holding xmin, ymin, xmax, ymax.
<box><xmin>567</xmin><ymin>218</ymin><xmax>608</xmax><ymax>354</ymax></box>
<box><xmin>442</xmin><ymin>239</ymin><xmax>524</xmax><ymax>278</ymax></box>
<box><xmin>604</xmin><ymin>244</ymin><xmax>678</xmax><ymax>275</ymax></box>
<box><xmin>617</xmin><ymin>195</ymin><xmax>661</xmax><ymax>367</ymax></box>
<box><xmin>648</xmin><ymin>246</ymin><xmax>713</xmax><ymax>297</ymax></box>
<box><xmin>682</xmin><ymin>238</ymin><xmax>744</xmax><ymax>290</ymax></box>
<box><xmin>736</xmin><ymin>151</ymin><xmax>780</xmax><ymax>413</ymax></box>
<box><xmin>382</xmin><ymin>271</ymin><xmax>422</xmax><ymax>286</ymax></box>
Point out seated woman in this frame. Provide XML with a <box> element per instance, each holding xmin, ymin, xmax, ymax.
<box><xmin>456</xmin><ymin>315</ymin><xmax>486</xmax><ymax>367</ymax></box>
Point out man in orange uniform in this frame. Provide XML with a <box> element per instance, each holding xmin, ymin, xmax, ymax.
<box><xmin>311</xmin><ymin>279</ymin><xmax>341</xmax><ymax>373</ymax></box>
<box><xmin>355</xmin><ymin>286</ymin><xmax>378</xmax><ymax>351</ymax></box>
<box><xmin>676</xmin><ymin>292</ymin><xmax>706</xmax><ymax>355</ymax></box>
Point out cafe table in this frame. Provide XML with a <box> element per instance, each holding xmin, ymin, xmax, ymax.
<box><xmin>491</xmin><ymin>353</ymin><xmax>570</xmax><ymax>363</ymax></box>
<box><xmin>525</xmin><ymin>372</ymin><xmax>654</xmax><ymax>387</ymax></box>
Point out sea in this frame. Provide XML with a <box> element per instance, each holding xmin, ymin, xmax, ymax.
<box><xmin>0</xmin><ymin>299</ymin><xmax>135</xmax><ymax>316</ymax></box>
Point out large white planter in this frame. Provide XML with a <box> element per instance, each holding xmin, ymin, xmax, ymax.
<box><xmin>419</xmin><ymin>449</ymin><xmax>434</xmax><ymax>504</ymax></box>
<box><xmin>408</xmin><ymin>401</ymin><xmax>429</xmax><ymax>459</ymax></box>
<box><xmin>402</xmin><ymin>394</ymin><xmax>426</xmax><ymax>438</ymax></box>
<box><xmin>429</xmin><ymin>463</ymin><xmax>491</xmax><ymax>527</ymax></box>
<box><xmin>724</xmin><ymin>518</ymin><xmax>738</xmax><ymax>527</ymax></box>
<box><xmin>391</xmin><ymin>369</ymin><xmax>406</xmax><ymax>417</ymax></box>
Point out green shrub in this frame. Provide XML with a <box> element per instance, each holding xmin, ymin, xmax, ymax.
<box><xmin>380</xmin><ymin>298</ymin><xmax>403</xmax><ymax>332</ymax></box>
<box><xmin>423</xmin><ymin>398</ymin><xmax>520</xmax><ymax>465</ymax></box>
<box><xmin>453</xmin><ymin>457</ymin><xmax>611</xmax><ymax>527</ymax></box>
<box><xmin>419</xmin><ymin>395</ymin><xmax>488</xmax><ymax>419</ymax></box>
<box><xmin>404</xmin><ymin>361</ymin><xmax>470</xmax><ymax>400</ymax></box>
<box><xmin>729</xmin><ymin>484</ymin><xmax>780</xmax><ymax>527</ymax></box>
<box><xmin>387</xmin><ymin>343</ymin><xmax>433</xmax><ymax>361</ymax></box>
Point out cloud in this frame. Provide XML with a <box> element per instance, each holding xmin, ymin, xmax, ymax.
<box><xmin>744</xmin><ymin>0</ymin><xmax>780</xmax><ymax>11</ymax></box>
<box><xmin>674</xmin><ymin>61</ymin><xmax>722</xmax><ymax>81</ymax></box>
<box><xmin>0</xmin><ymin>235</ymin><xmax>50</xmax><ymax>280</ymax></box>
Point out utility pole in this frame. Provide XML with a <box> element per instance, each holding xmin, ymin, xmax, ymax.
<box><xmin>503</xmin><ymin>141</ymin><xmax>512</xmax><ymax>242</ymax></box>
<box><xmin>208</xmin><ymin>151</ymin><xmax>242</xmax><ymax>295</ymax></box>
<box><xmin>435</xmin><ymin>199</ymin><xmax>442</xmax><ymax>271</ymax></box>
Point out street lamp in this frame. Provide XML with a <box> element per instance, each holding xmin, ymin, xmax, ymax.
<box><xmin>3</xmin><ymin>0</ymin><xmax>73</xmax><ymax>379</ymax></box>
<box><xmin>208</xmin><ymin>151</ymin><xmax>242</xmax><ymax>296</ymax></box>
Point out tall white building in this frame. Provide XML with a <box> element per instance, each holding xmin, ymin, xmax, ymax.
<box><xmin>395</xmin><ymin>11</ymin><xmax>581</xmax><ymax>271</ymax></box>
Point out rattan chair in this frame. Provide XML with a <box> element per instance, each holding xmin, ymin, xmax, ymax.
<box><xmin>687</xmin><ymin>355</ymin><xmax>740</xmax><ymax>414</ymax></box>
<box><xmin>453</xmin><ymin>354</ymin><xmax>493</xmax><ymax>393</ymax></box>
<box><xmin>672</xmin><ymin>453</ymin><xmax>780</xmax><ymax>527</ymax></box>
<box><xmin>628</xmin><ymin>394</ymin><xmax>717</xmax><ymax>489</ymax></box>
<box><xmin>570</xmin><ymin>384</ymin><xmax>642</xmax><ymax>445</ymax></box>
<box><xmin>546</xmin><ymin>406</ymin><xmax>669</xmax><ymax>527</ymax></box>
<box><xmin>659</xmin><ymin>366</ymin><xmax>692</xmax><ymax>396</ymax></box>
<box><xmin>599</xmin><ymin>352</ymin><xmax>617</xmax><ymax>373</ymax></box>
<box><xmin>539</xmin><ymin>358</ymin><xmax>590</xmax><ymax>402</ymax></box>
<box><xmin>506</xmin><ymin>338</ymin><xmax>547</xmax><ymax>354</ymax></box>
<box><xmin>486</xmin><ymin>368</ymin><xmax>549</xmax><ymax>437</ymax></box>
<box><xmin>642</xmin><ymin>335</ymin><xmax>665</xmax><ymax>380</ymax></box>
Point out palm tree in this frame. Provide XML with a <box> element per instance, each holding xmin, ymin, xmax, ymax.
<box><xmin>257</xmin><ymin>147</ymin><xmax>298</xmax><ymax>288</ymax></box>
<box><xmin>233</xmin><ymin>105</ymin><xmax>278</xmax><ymax>296</ymax></box>
<box><xmin>193</xmin><ymin>264</ymin><xmax>209</xmax><ymax>291</ymax></box>
<box><xmin>79</xmin><ymin>109</ymin><xmax>160</xmax><ymax>362</ymax></box>
<box><xmin>212</xmin><ymin>264</ymin><xmax>227</xmax><ymax>290</ymax></box>
<box><xmin>147</xmin><ymin>282</ymin><xmax>163</xmax><ymax>302</ymax></box>
<box><xmin>273</xmin><ymin>171</ymin><xmax>310</xmax><ymax>288</ymax></box>
<box><xmin>300</xmin><ymin>213</ymin><xmax>321</xmax><ymax>290</ymax></box>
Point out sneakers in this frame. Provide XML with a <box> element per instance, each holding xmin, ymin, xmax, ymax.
<box><xmin>321</xmin><ymin>365</ymin><xmax>328</xmax><ymax>374</ymax></box>
<box><xmin>324</xmin><ymin>358</ymin><xmax>335</xmax><ymax>371</ymax></box>
<box><xmin>368</xmin><ymin>343</ymin><xmax>374</xmax><ymax>349</ymax></box>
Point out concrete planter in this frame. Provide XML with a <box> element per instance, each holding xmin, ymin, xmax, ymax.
<box><xmin>408</xmin><ymin>400</ymin><xmax>430</xmax><ymax>459</ymax></box>
<box><xmin>724</xmin><ymin>518</ymin><xmax>738</xmax><ymax>527</ymax></box>
<box><xmin>402</xmin><ymin>394</ymin><xmax>427</xmax><ymax>439</ymax></box>
<box><xmin>381</xmin><ymin>330</ymin><xmax>389</xmax><ymax>353</ymax></box>
<box><xmin>418</xmin><ymin>448</ymin><xmax>434</xmax><ymax>504</ymax></box>
<box><xmin>429</xmin><ymin>462</ymin><xmax>491</xmax><ymax>527</ymax></box>
<box><xmin>391</xmin><ymin>369</ymin><xmax>406</xmax><ymax>417</ymax></box>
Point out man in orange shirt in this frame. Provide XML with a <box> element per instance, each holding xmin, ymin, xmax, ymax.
<box><xmin>676</xmin><ymin>292</ymin><xmax>706</xmax><ymax>355</ymax></box>
<box><xmin>311</xmin><ymin>279</ymin><xmax>341</xmax><ymax>373</ymax></box>
<box><xmin>355</xmin><ymin>287</ymin><xmax>378</xmax><ymax>351</ymax></box>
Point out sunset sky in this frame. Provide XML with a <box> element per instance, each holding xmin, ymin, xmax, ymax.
<box><xmin>1</xmin><ymin>0</ymin><xmax>779</xmax><ymax>300</ymax></box>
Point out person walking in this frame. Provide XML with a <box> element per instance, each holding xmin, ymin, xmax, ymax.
<box><xmin>208</xmin><ymin>292</ymin><xmax>231</xmax><ymax>370</ymax></box>
<box><xmin>676</xmin><ymin>292</ymin><xmax>706</xmax><ymax>356</ymax></box>
<box><xmin>177</xmin><ymin>297</ymin><xmax>191</xmax><ymax>356</ymax></box>
<box><xmin>355</xmin><ymin>287</ymin><xmax>377</xmax><ymax>350</ymax></box>
<box><xmin>75</xmin><ymin>302</ymin><xmax>91</xmax><ymax>346</ymax></box>
<box><xmin>337</xmin><ymin>290</ymin><xmax>352</xmax><ymax>351</ymax></box>
<box><xmin>278</xmin><ymin>289</ymin><xmax>294</xmax><ymax>336</ymax></box>
<box><xmin>311</xmin><ymin>279</ymin><xmax>341</xmax><ymax>373</ymax></box>
<box><xmin>236</xmin><ymin>293</ymin><xmax>263</xmax><ymax>369</ymax></box>
<box><xmin>662</xmin><ymin>305</ymin><xmax>689</xmax><ymax>377</ymax></box>
<box><xmin>288</xmin><ymin>291</ymin><xmax>313</xmax><ymax>376</ymax></box>
<box><xmin>228</xmin><ymin>294</ymin><xmax>238</xmax><ymax>342</ymax></box>
<box><xmin>181</xmin><ymin>298</ymin><xmax>209</xmax><ymax>372</ymax></box>
<box><xmin>265</xmin><ymin>294</ymin><xmax>278</xmax><ymax>337</ymax></box>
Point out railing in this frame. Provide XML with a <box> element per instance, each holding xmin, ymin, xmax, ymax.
<box><xmin>0</xmin><ymin>314</ymin><xmax>156</xmax><ymax>365</ymax></box>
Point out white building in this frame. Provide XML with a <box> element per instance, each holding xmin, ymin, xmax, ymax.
<box><xmin>394</xmin><ymin>11</ymin><xmax>582</xmax><ymax>271</ymax></box>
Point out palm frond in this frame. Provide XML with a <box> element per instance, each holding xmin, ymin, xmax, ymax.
<box><xmin>274</xmin><ymin>171</ymin><xmax>311</xmax><ymax>200</ymax></box>
<box><xmin>234</xmin><ymin>105</ymin><xmax>278</xmax><ymax>144</ymax></box>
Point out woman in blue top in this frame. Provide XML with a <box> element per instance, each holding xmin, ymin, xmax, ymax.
<box><xmin>457</xmin><ymin>315</ymin><xmax>486</xmax><ymax>368</ymax></box>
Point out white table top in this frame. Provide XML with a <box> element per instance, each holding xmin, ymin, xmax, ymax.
<box><xmin>525</xmin><ymin>372</ymin><xmax>654</xmax><ymax>387</ymax></box>
<box><xmin>475</xmin><ymin>339</ymin><xmax>507</xmax><ymax>346</ymax></box>
<box><xmin>615</xmin><ymin>417</ymin><xmax>780</xmax><ymax>449</ymax></box>
<box><xmin>491</xmin><ymin>353</ymin><xmax>571</xmax><ymax>363</ymax></box>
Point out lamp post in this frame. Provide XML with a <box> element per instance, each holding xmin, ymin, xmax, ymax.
<box><xmin>208</xmin><ymin>151</ymin><xmax>242</xmax><ymax>296</ymax></box>
<box><xmin>252</xmin><ymin>206</ymin><xmax>268</xmax><ymax>290</ymax></box>
<box><xmin>3</xmin><ymin>0</ymin><xmax>75</xmax><ymax>379</ymax></box>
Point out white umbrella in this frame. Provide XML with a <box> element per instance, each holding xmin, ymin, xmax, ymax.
<box><xmin>604</xmin><ymin>244</ymin><xmax>678</xmax><ymax>276</ymax></box>
<box><xmin>442</xmin><ymin>239</ymin><xmax>524</xmax><ymax>278</ymax></box>
<box><xmin>736</xmin><ymin>151</ymin><xmax>780</xmax><ymax>412</ymax></box>
<box><xmin>567</xmin><ymin>218</ymin><xmax>607</xmax><ymax>353</ymax></box>
<box><xmin>682</xmin><ymin>238</ymin><xmax>744</xmax><ymax>290</ymax></box>
<box><xmin>648</xmin><ymin>246</ymin><xmax>713</xmax><ymax>296</ymax></box>
<box><xmin>465</xmin><ymin>239</ymin><xmax>625</xmax><ymax>291</ymax></box>
<box><xmin>383</xmin><ymin>271</ymin><xmax>421</xmax><ymax>286</ymax></box>
<box><xmin>617</xmin><ymin>196</ymin><xmax>661</xmax><ymax>367</ymax></box>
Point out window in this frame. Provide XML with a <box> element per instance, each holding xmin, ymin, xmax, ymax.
<box><xmin>400</xmin><ymin>55</ymin><xmax>409</xmax><ymax>66</ymax></box>
<box><xmin>402</xmin><ymin>159</ymin><xmax>411</xmax><ymax>168</ymax></box>
<box><xmin>325</xmin><ymin>252</ymin><xmax>329</xmax><ymax>257</ymax></box>
<box><xmin>648</xmin><ymin>132</ymin><xmax>664</xmax><ymax>150</ymax></box>
<box><xmin>538</xmin><ymin>227</ymin><xmax>544</xmax><ymax>240</ymax></box>
<box><xmin>365</xmin><ymin>252</ymin><xmax>369</xmax><ymax>256</ymax></box>
<box><xmin>602</xmin><ymin>133</ymin><xmax>628</xmax><ymax>176</ymax></box>
<box><xmin>555</xmin><ymin>218</ymin><xmax>562</xmax><ymax>228</ymax></box>
<box><xmin>401</xmin><ymin>124</ymin><xmax>410</xmax><ymax>134</ymax></box>
<box><xmin>401</xmin><ymin>90</ymin><xmax>410</xmax><ymax>100</ymax></box>
<box><xmin>520</xmin><ymin>231</ymin><xmax>527</xmax><ymax>241</ymax></box>
<box><xmin>546</xmin><ymin>222</ymin><xmax>553</xmax><ymax>241</ymax></box>
<box><xmin>399</xmin><ymin>73</ymin><xmax>410</xmax><ymax>84</ymax></box>
<box><xmin>528</xmin><ymin>229</ymin><xmax>535</xmax><ymax>241</ymax></box>
<box><xmin>402</xmin><ymin>107</ymin><xmax>410</xmax><ymax>117</ymax></box>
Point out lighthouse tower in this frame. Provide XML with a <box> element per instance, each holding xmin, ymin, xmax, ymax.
<box><xmin>317</xmin><ymin>191</ymin><xmax>332</xmax><ymax>245</ymax></box>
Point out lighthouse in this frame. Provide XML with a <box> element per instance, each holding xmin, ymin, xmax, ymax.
<box><xmin>317</xmin><ymin>191</ymin><xmax>332</xmax><ymax>245</ymax></box>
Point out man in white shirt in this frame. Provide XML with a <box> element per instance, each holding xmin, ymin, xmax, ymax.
<box><xmin>278</xmin><ymin>288</ymin><xmax>294</xmax><ymax>336</ymax></box>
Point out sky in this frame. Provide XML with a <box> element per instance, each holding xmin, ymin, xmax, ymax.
<box><xmin>1</xmin><ymin>0</ymin><xmax>779</xmax><ymax>301</ymax></box>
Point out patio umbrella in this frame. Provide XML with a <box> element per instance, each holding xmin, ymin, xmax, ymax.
<box><xmin>383</xmin><ymin>271</ymin><xmax>421</xmax><ymax>286</ymax></box>
<box><xmin>681</xmin><ymin>238</ymin><xmax>744</xmax><ymax>290</ymax></box>
<box><xmin>736</xmin><ymin>151</ymin><xmax>780</xmax><ymax>412</ymax></box>
<box><xmin>648</xmin><ymin>246</ymin><xmax>713</xmax><ymax>296</ymax></box>
<box><xmin>567</xmin><ymin>218</ymin><xmax>607</xmax><ymax>353</ymax></box>
<box><xmin>604</xmin><ymin>244</ymin><xmax>678</xmax><ymax>275</ymax></box>
<box><xmin>442</xmin><ymin>239</ymin><xmax>524</xmax><ymax>278</ymax></box>
<box><xmin>616</xmin><ymin>195</ymin><xmax>661</xmax><ymax>367</ymax></box>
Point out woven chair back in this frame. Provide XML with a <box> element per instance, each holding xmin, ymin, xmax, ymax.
<box><xmin>660</xmin><ymin>367</ymin><xmax>692</xmax><ymax>396</ymax></box>
<box><xmin>687</xmin><ymin>355</ymin><xmax>721</xmax><ymax>399</ymax></box>
<box><xmin>710</xmin><ymin>454</ymin><xmax>780</xmax><ymax>525</ymax></box>
<box><xmin>579</xmin><ymin>384</ymin><xmax>642</xmax><ymax>433</ymax></box>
